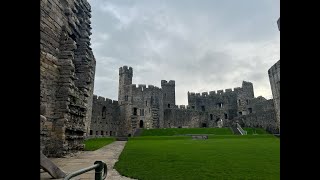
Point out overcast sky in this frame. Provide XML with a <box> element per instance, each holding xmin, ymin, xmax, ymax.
<box><xmin>88</xmin><ymin>0</ymin><xmax>280</xmax><ymax>105</ymax></box>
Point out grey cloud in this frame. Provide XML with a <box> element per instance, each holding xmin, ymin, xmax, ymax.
<box><xmin>88</xmin><ymin>0</ymin><xmax>280</xmax><ymax>104</ymax></box>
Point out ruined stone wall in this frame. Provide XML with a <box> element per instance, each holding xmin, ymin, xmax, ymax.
<box><xmin>40</xmin><ymin>0</ymin><xmax>95</xmax><ymax>157</ymax></box>
<box><xmin>233</xmin><ymin>110</ymin><xmax>278</xmax><ymax>134</ymax></box>
<box><xmin>188</xmin><ymin>81</ymin><xmax>254</xmax><ymax>120</ymax></box>
<box><xmin>90</xmin><ymin>95</ymin><xmax>120</xmax><ymax>137</ymax></box>
<box><xmin>230</xmin><ymin>98</ymin><xmax>278</xmax><ymax>133</ymax></box>
<box><xmin>163</xmin><ymin>107</ymin><xmax>225</xmax><ymax>128</ymax></box>
<box><xmin>268</xmin><ymin>60</ymin><xmax>280</xmax><ymax>130</ymax></box>
<box><xmin>236</xmin><ymin>81</ymin><xmax>255</xmax><ymax>115</ymax></box>
<box><xmin>130</xmin><ymin>84</ymin><xmax>163</xmax><ymax>130</ymax></box>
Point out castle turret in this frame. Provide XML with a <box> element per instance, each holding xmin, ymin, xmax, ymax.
<box><xmin>161</xmin><ymin>80</ymin><xmax>176</xmax><ymax>109</ymax></box>
<box><xmin>118</xmin><ymin>66</ymin><xmax>133</xmax><ymax>104</ymax></box>
<box><xmin>241</xmin><ymin>81</ymin><xmax>254</xmax><ymax>99</ymax></box>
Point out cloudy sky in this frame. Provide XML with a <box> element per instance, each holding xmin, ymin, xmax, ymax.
<box><xmin>88</xmin><ymin>0</ymin><xmax>280</xmax><ymax>105</ymax></box>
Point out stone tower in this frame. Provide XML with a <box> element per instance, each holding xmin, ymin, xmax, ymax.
<box><xmin>118</xmin><ymin>66</ymin><xmax>133</xmax><ymax>136</ymax></box>
<box><xmin>118</xmin><ymin>66</ymin><xmax>133</xmax><ymax>104</ymax></box>
<box><xmin>241</xmin><ymin>81</ymin><xmax>254</xmax><ymax>99</ymax></box>
<box><xmin>161</xmin><ymin>80</ymin><xmax>176</xmax><ymax>109</ymax></box>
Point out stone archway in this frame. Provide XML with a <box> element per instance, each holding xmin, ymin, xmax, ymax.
<box><xmin>139</xmin><ymin>120</ymin><xmax>144</xmax><ymax>128</ymax></box>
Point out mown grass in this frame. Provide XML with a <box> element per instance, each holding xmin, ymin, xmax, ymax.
<box><xmin>140</xmin><ymin>127</ymin><xmax>233</xmax><ymax>136</ymax></box>
<box><xmin>115</xmin><ymin>135</ymin><xmax>279</xmax><ymax>180</ymax></box>
<box><xmin>83</xmin><ymin>137</ymin><xmax>115</xmax><ymax>151</ymax></box>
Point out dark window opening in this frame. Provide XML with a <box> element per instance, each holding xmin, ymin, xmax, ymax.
<box><xmin>102</xmin><ymin>106</ymin><xmax>106</xmax><ymax>119</ymax></box>
<box><xmin>101</xmin><ymin>131</ymin><xmax>104</xmax><ymax>135</ymax></box>
<box><xmin>201</xmin><ymin>106</ymin><xmax>205</xmax><ymax>111</ymax></box>
<box><xmin>224</xmin><ymin>113</ymin><xmax>228</xmax><ymax>119</ymax></box>
<box><xmin>168</xmin><ymin>104</ymin><xmax>171</xmax><ymax>108</ymax></box>
<box><xmin>202</xmin><ymin>123</ymin><xmax>207</xmax><ymax>128</ymax></box>
<box><xmin>238</xmin><ymin>100</ymin><xmax>241</xmax><ymax>106</ymax></box>
<box><xmin>140</xmin><ymin>109</ymin><xmax>144</xmax><ymax>116</ymax></box>
<box><xmin>110</xmin><ymin>131</ymin><xmax>112</xmax><ymax>136</ymax></box>
<box><xmin>96</xmin><ymin>131</ymin><xmax>98</xmax><ymax>135</ymax></box>
<box><xmin>139</xmin><ymin>120</ymin><xmax>144</xmax><ymax>128</ymax></box>
<box><xmin>128</xmin><ymin>134</ymin><xmax>131</xmax><ymax>137</ymax></box>
<box><xmin>125</xmin><ymin>95</ymin><xmax>128</xmax><ymax>101</ymax></box>
<box><xmin>164</xmin><ymin>93</ymin><xmax>166</xmax><ymax>98</ymax></box>
<box><xmin>146</xmin><ymin>101</ymin><xmax>148</xmax><ymax>106</ymax></box>
<box><xmin>90</xmin><ymin>130</ymin><xmax>93</xmax><ymax>135</ymax></box>
<box><xmin>246</xmin><ymin>99</ymin><xmax>249</xmax><ymax>105</ymax></box>
<box><xmin>216</xmin><ymin>118</ymin><xmax>220</xmax><ymax>122</ymax></box>
<box><xmin>239</xmin><ymin>112</ymin><xmax>242</xmax><ymax>115</ymax></box>
<box><xmin>248</xmin><ymin>108</ymin><xmax>252</xmax><ymax>114</ymax></box>
<box><xmin>133</xmin><ymin>108</ymin><xmax>137</xmax><ymax>115</ymax></box>
<box><xmin>178</xmin><ymin>126</ymin><xmax>182</xmax><ymax>128</ymax></box>
<box><xmin>210</xmin><ymin>114</ymin><xmax>213</xmax><ymax>120</ymax></box>
<box><xmin>149</xmin><ymin>108</ymin><xmax>150</xmax><ymax>113</ymax></box>
<box><xmin>192</xmin><ymin>106</ymin><xmax>195</xmax><ymax>109</ymax></box>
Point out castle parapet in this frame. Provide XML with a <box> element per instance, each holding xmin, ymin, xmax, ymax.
<box><xmin>161</xmin><ymin>80</ymin><xmax>175</xmax><ymax>86</ymax></box>
<box><xmin>119</xmin><ymin>65</ymin><xmax>133</xmax><ymax>75</ymax></box>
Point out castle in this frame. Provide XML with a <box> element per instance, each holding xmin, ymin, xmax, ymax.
<box><xmin>89</xmin><ymin>66</ymin><xmax>279</xmax><ymax>138</ymax></box>
<box><xmin>40</xmin><ymin>0</ymin><xmax>279</xmax><ymax>158</ymax></box>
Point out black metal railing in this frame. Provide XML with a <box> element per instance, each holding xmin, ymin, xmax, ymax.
<box><xmin>63</xmin><ymin>161</ymin><xmax>107</xmax><ymax>180</ymax></box>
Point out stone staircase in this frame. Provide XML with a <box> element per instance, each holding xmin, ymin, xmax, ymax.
<box><xmin>231</xmin><ymin>127</ymin><xmax>241</xmax><ymax>135</ymax></box>
<box><xmin>133</xmin><ymin>128</ymin><xmax>143</xmax><ymax>137</ymax></box>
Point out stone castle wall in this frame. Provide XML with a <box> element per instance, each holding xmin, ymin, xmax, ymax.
<box><xmin>268</xmin><ymin>60</ymin><xmax>280</xmax><ymax>131</ymax></box>
<box><xmin>229</xmin><ymin>98</ymin><xmax>278</xmax><ymax>133</ymax></box>
<box><xmin>40</xmin><ymin>0</ymin><xmax>95</xmax><ymax>157</ymax></box>
<box><xmin>163</xmin><ymin>107</ymin><xmax>225</xmax><ymax>128</ymax></box>
<box><xmin>188</xmin><ymin>81</ymin><xmax>254</xmax><ymax>120</ymax></box>
<box><xmin>90</xmin><ymin>95</ymin><xmax>120</xmax><ymax>137</ymax></box>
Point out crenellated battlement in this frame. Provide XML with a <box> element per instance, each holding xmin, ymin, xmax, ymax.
<box><xmin>131</xmin><ymin>84</ymin><xmax>161</xmax><ymax>91</ymax></box>
<box><xmin>187</xmin><ymin>81</ymin><xmax>255</xmax><ymax>98</ymax></box>
<box><xmin>119</xmin><ymin>65</ymin><xmax>133</xmax><ymax>75</ymax></box>
<box><xmin>161</xmin><ymin>80</ymin><xmax>175</xmax><ymax>86</ymax></box>
<box><xmin>93</xmin><ymin>94</ymin><xmax>117</xmax><ymax>105</ymax></box>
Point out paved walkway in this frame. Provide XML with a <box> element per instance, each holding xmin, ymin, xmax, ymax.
<box><xmin>40</xmin><ymin>141</ymin><xmax>136</xmax><ymax>180</ymax></box>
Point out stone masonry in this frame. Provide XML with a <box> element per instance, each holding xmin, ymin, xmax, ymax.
<box><xmin>90</xmin><ymin>95</ymin><xmax>120</xmax><ymax>137</ymax></box>
<box><xmin>40</xmin><ymin>0</ymin><xmax>96</xmax><ymax>157</ymax></box>
<box><xmin>268</xmin><ymin>17</ymin><xmax>280</xmax><ymax>132</ymax></box>
<box><xmin>91</xmin><ymin>66</ymin><xmax>278</xmax><ymax>136</ymax></box>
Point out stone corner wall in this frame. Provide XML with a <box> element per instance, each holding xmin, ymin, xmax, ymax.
<box><xmin>40</xmin><ymin>0</ymin><xmax>95</xmax><ymax>157</ymax></box>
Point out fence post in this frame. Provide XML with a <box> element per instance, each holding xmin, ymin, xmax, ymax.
<box><xmin>94</xmin><ymin>161</ymin><xmax>104</xmax><ymax>180</ymax></box>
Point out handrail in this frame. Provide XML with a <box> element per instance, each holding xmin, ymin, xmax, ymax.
<box><xmin>63</xmin><ymin>161</ymin><xmax>107</xmax><ymax>180</ymax></box>
<box><xmin>236</xmin><ymin>123</ymin><xmax>247</xmax><ymax>135</ymax></box>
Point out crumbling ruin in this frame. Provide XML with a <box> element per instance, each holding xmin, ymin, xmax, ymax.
<box><xmin>90</xmin><ymin>66</ymin><xmax>279</xmax><ymax>137</ymax></box>
<box><xmin>40</xmin><ymin>0</ymin><xmax>280</xmax><ymax>158</ymax></box>
<box><xmin>40</xmin><ymin>0</ymin><xmax>95</xmax><ymax>157</ymax></box>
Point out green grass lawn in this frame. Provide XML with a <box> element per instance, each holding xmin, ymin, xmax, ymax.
<box><xmin>243</xmin><ymin>128</ymin><xmax>268</xmax><ymax>135</ymax></box>
<box><xmin>83</xmin><ymin>137</ymin><xmax>115</xmax><ymax>151</ymax></box>
<box><xmin>140</xmin><ymin>127</ymin><xmax>233</xmax><ymax>136</ymax></box>
<box><xmin>115</xmin><ymin>135</ymin><xmax>279</xmax><ymax>180</ymax></box>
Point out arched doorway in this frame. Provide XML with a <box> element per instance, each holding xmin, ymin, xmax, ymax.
<box><xmin>139</xmin><ymin>120</ymin><xmax>144</xmax><ymax>128</ymax></box>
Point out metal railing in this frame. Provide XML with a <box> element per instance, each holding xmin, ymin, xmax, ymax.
<box><xmin>236</xmin><ymin>123</ymin><xmax>247</xmax><ymax>135</ymax></box>
<box><xmin>63</xmin><ymin>161</ymin><xmax>107</xmax><ymax>180</ymax></box>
